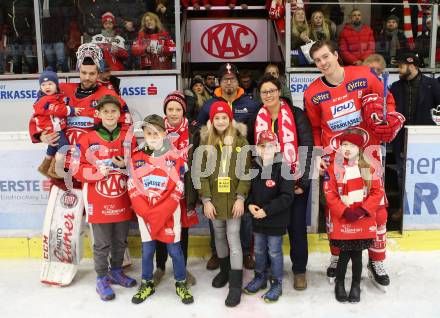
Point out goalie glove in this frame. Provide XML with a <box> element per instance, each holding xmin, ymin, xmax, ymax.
<box><xmin>431</xmin><ymin>105</ymin><xmax>440</xmax><ymax>125</ymax></box>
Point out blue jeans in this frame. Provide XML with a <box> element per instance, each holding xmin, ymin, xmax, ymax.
<box><xmin>43</xmin><ymin>42</ymin><xmax>69</xmax><ymax>72</ymax></box>
<box><xmin>46</xmin><ymin>130</ymin><xmax>69</xmax><ymax>156</ymax></box>
<box><xmin>10</xmin><ymin>43</ymin><xmax>37</xmax><ymax>73</ymax></box>
<box><xmin>141</xmin><ymin>241</ymin><xmax>186</xmax><ymax>281</ymax></box>
<box><xmin>288</xmin><ymin>188</ymin><xmax>309</xmax><ymax>274</ymax></box>
<box><xmin>254</xmin><ymin>232</ymin><xmax>283</xmax><ymax>281</ymax></box>
<box><xmin>240</xmin><ymin>212</ymin><xmax>252</xmax><ymax>257</ymax></box>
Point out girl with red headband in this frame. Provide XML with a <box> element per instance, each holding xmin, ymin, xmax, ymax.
<box><xmin>323</xmin><ymin>129</ymin><xmax>384</xmax><ymax>303</ymax></box>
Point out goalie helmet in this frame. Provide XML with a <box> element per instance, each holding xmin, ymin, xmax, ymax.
<box><xmin>431</xmin><ymin>105</ymin><xmax>440</xmax><ymax>126</ymax></box>
<box><xmin>76</xmin><ymin>43</ymin><xmax>104</xmax><ymax>71</ymax></box>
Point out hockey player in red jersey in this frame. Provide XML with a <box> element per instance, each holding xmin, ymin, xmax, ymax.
<box><xmin>304</xmin><ymin>40</ymin><xmax>405</xmax><ymax>290</ymax></box>
<box><xmin>30</xmin><ymin>43</ymin><xmax>131</xmax><ymax>184</ymax></box>
<box><xmin>128</xmin><ymin>115</ymin><xmax>194</xmax><ymax>305</ymax></box>
<box><xmin>75</xmin><ymin>94</ymin><xmax>136</xmax><ymax>301</ymax></box>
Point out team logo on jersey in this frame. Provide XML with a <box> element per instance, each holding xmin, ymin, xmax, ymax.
<box><xmin>330</xmin><ymin>99</ymin><xmax>355</xmax><ymax>118</ymax></box>
<box><xmin>312</xmin><ymin>91</ymin><xmax>331</xmax><ymax>105</ymax></box>
<box><xmin>89</xmin><ymin>143</ymin><xmax>100</xmax><ymax>151</ymax></box>
<box><xmin>60</xmin><ymin>191</ymin><xmax>79</xmax><ymax>209</ymax></box>
<box><xmin>95</xmin><ymin>173</ymin><xmax>127</xmax><ymax>198</ymax></box>
<box><xmin>91</xmin><ymin>100</ymin><xmax>98</xmax><ymax>108</ymax></box>
<box><xmin>346</xmin><ymin>78</ymin><xmax>367</xmax><ymax>92</ymax></box>
<box><xmin>265</xmin><ymin>180</ymin><xmax>276</xmax><ymax>188</ymax></box>
<box><xmin>142</xmin><ymin>175</ymin><xmax>168</xmax><ymax>191</ymax></box>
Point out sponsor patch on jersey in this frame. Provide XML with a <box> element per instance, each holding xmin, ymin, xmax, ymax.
<box><xmin>330</xmin><ymin>99</ymin><xmax>355</xmax><ymax>118</ymax></box>
<box><xmin>89</xmin><ymin>143</ymin><xmax>100</xmax><ymax>151</ymax></box>
<box><xmin>312</xmin><ymin>91</ymin><xmax>331</xmax><ymax>105</ymax></box>
<box><xmin>96</xmin><ymin>158</ymin><xmax>115</xmax><ymax>168</ymax></box>
<box><xmin>166</xmin><ymin>159</ymin><xmax>176</xmax><ymax>167</ymax></box>
<box><xmin>135</xmin><ymin>160</ymin><xmax>145</xmax><ymax>167</ymax></box>
<box><xmin>142</xmin><ymin>175</ymin><xmax>168</xmax><ymax>191</ymax></box>
<box><xmin>346</xmin><ymin>78</ymin><xmax>367</xmax><ymax>92</ymax></box>
<box><xmin>265</xmin><ymin>179</ymin><xmax>276</xmax><ymax>188</ymax></box>
<box><xmin>91</xmin><ymin>100</ymin><xmax>98</xmax><ymax>108</ymax></box>
<box><xmin>67</xmin><ymin>116</ymin><xmax>94</xmax><ymax>128</ymax></box>
<box><xmin>327</xmin><ymin>110</ymin><xmax>362</xmax><ymax>131</ymax></box>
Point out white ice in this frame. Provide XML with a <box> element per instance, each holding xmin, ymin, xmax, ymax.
<box><xmin>1</xmin><ymin>251</ymin><xmax>439</xmax><ymax>318</ymax></box>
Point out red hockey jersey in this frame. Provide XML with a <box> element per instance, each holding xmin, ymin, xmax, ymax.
<box><xmin>128</xmin><ymin>147</ymin><xmax>185</xmax><ymax>243</ymax></box>
<box><xmin>29</xmin><ymin>83</ymin><xmax>131</xmax><ymax>145</ymax></box>
<box><xmin>324</xmin><ymin>162</ymin><xmax>383</xmax><ymax>240</ymax></box>
<box><xmin>304</xmin><ymin>66</ymin><xmax>396</xmax><ymax>151</ymax></box>
<box><xmin>30</xmin><ymin>93</ymin><xmax>73</xmax><ymax>137</ymax></box>
<box><xmin>75</xmin><ymin>128</ymin><xmax>135</xmax><ymax>224</ymax></box>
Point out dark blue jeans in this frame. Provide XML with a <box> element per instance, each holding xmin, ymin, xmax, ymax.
<box><xmin>141</xmin><ymin>240</ymin><xmax>186</xmax><ymax>281</ymax></box>
<box><xmin>287</xmin><ymin>188</ymin><xmax>309</xmax><ymax>274</ymax></box>
<box><xmin>254</xmin><ymin>232</ymin><xmax>283</xmax><ymax>280</ymax></box>
<box><xmin>46</xmin><ymin>130</ymin><xmax>69</xmax><ymax>156</ymax></box>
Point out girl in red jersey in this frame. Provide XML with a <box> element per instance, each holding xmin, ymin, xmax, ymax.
<box><xmin>75</xmin><ymin>95</ymin><xmax>136</xmax><ymax>301</ymax></box>
<box><xmin>324</xmin><ymin>129</ymin><xmax>383</xmax><ymax>303</ymax></box>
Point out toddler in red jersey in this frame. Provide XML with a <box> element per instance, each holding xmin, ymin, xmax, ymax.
<box><xmin>30</xmin><ymin>69</ymin><xmax>83</xmax><ymax>178</ymax></box>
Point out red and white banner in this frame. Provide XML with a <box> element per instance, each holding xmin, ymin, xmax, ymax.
<box><xmin>190</xmin><ymin>19</ymin><xmax>268</xmax><ymax>62</ymax></box>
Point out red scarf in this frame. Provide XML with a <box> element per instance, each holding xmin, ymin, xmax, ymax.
<box><xmin>165</xmin><ymin>117</ymin><xmax>189</xmax><ymax>161</ymax></box>
<box><xmin>254</xmin><ymin>99</ymin><xmax>299</xmax><ymax>173</ymax></box>
<box><xmin>164</xmin><ymin>116</ymin><xmax>198</xmax><ymax>228</ymax></box>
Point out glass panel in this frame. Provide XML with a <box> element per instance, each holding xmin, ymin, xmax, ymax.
<box><xmin>289</xmin><ymin>2</ymin><xmax>434</xmax><ymax>69</ymax></box>
<box><xmin>1</xmin><ymin>0</ymin><xmax>38</xmax><ymax>74</ymax></box>
<box><xmin>38</xmin><ymin>0</ymin><xmax>177</xmax><ymax>72</ymax></box>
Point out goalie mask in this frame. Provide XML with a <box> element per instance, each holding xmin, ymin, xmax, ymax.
<box><xmin>76</xmin><ymin>43</ymin><xmax>104</xmax><ymax>71</ymax></box>
<box><xmin>431</xmin><ymin>105</ymin><xmax>440</xmax><ymax>126</ymax></box>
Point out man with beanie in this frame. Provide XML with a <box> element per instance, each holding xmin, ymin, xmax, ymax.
<box><xmin>195</xmin><ymin>63</ymin><xmax>260</xmax><ymax>271</ymax></box>
<box><xmin>338</xmin><ymin>9</ymin><xmax>375</xmax><ymax>66</ymax></box>
<box><xmin>390</xmin><ymin>53</ymin><xmax>440</xmax><ymax>220</ymax></box>
<box><xmin>376</xmin><ymin>15</ymin><xmax>409</xmax><ymax>67</ymax></box>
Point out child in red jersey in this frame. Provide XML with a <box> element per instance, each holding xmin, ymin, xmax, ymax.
<box><xmin>324</xmin><ymin>129</ymin><xmax>383</xmax><ymax>303</ymax></box>
<box><xmin>30</xmin><ymin>69</ymin><xmax>83</xmax><ymax>178</ymax></box>
<box><xmin>75</xmin><ymin>94</ymin><xmax>136</xmax><ymax>301</ymax></box>
<box><xmin>128</xmin><ymin>114</ymin><xmax>194</xmax><ymax>305</ymax></box>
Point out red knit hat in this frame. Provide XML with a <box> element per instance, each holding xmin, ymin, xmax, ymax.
<box><xmin>257</xmin><ymin>130</ymin><xmax>278</xmax><ymax>145</ymax></box>
<box><xmin>102</xmin><ymin>12</ymin><xmax>116</xmax><ymax>25</ymax></box>
<box><xmin>209</xmin><ymin>101</ymin><xmax>233</xmax><ymax>122</ymax></box>
<box><xmin>163</xmin><ymin>91</ymin><xmax>187</xmax><ymax>114</ymax></box>
<box><xmin>339</xmin><ymin>133</ymin><xmax>364</xmax><ymax>148</ymax></box>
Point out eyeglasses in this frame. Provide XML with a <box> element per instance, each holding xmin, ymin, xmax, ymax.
<box><xmin>260</xmin><ymin>88</ymin><xmax>279</xmax><ymax>96</ymax></box>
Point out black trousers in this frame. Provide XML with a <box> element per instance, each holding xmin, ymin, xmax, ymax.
<box><xmin>336</xmin><ymin>250</ymin><xmax>363</xmax><ymax>283</ymax></box>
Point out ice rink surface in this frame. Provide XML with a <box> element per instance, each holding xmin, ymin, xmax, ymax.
<box><xmin>1</xmin><ymin>251</ymin><xmax>439</xmax><ymax>318</ymax></box>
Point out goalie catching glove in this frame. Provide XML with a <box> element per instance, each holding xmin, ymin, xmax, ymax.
<box><xmin>362</xmin><ymin>93</ymin><xmax>405</xmax><ymax>142</ymax></box>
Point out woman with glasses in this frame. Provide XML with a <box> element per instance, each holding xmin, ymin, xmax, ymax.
<box><xmin>249</xmin><ymin>74</ymin><xmax>313</xmax><ymax>291</ymax></box>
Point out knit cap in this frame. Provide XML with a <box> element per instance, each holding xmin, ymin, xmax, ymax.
<box><xmin>39</xmin><ymin>69</ymin><xmax>59</xmax><ymax>86</ymax></box>
<box><xmin>102</xmin><ymin>12</ymin><xmax>116</xmax><ymax>25</ymax></box>
<box><xmin>163</xmin><ymin>91</ymin><xmax>187</xmax><ymax>114</ymax></box>
<box><xmin>339</xmin><ymin>133</ymin><xmax>364</xmax><ymax>148</ymax></box>
<box><xmin>209</xmin><ymin>101</ymin><xmax>233</xmax><ymax>122</ymax></box>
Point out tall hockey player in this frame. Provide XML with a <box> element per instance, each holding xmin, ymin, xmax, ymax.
<box><xmin>303</xmin><ymin>40</ymin><xmax>405</xmax><ymax>291</ymax></box>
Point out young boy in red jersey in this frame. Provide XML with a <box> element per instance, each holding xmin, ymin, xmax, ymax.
<box><xmin>75</xmin><ymin>94</ymin><xmax>136</xmax><ymax>301</ymax></box>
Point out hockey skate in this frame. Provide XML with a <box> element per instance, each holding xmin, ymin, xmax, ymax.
<box><xmin>326</xmin><ymin>255</ymin><xmax>339</xmax><ymax>284</ymax></box>
<box><xmin>367</xmin><ymin>259</ymin><xmax>390</xmax><ymax>293</ymax></box>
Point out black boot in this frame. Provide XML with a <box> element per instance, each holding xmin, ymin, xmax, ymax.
<box><xmin>212</xmin><ymin>257</ymin><xmax>230</xmax><ymax>288</ymax></box>
<box><xmin>335</xmin><ymin>279</ymin><xmax>348</xmax><ymax>302</ymax></box>
<box><xmin>348</xmin><ymin>281</ymin><xmax>361</xmax><ymax>303</ymax></box>
<box><xmin>225</xmin><ymin>270</ymin><xmax>242</xmax><ymax>307</ymax></box>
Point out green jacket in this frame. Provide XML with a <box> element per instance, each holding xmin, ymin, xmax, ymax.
<box><xmin>198</xmin><ymin>122</ymin><xmax>251</xmax><ymax>220</ymax></box>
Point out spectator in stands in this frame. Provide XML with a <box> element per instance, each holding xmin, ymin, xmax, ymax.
<box><xmin>390</xmin><ymin>52</ymin><xmax>440</xmax><ymax>220</ymax></box>
<box><xmin>291</xmin><ymin>7</ymin><xmax>310</xmax><ymax>66</ymax></box>
<box><xmin>146</xmin><ymin>1</ymin><xmax>176</xmax><ymax>35</ymax></box>
<box><xmin>338</xmin><ymin>9</ymin><xmax>375</xmax><ymax>66</ymax></box>
<box><xmin>121</xmin><ymin>19</ymin><xmax>139</xmax><ymax>70</ymax></box>
<box><xmin>116</xmin><ymin>0</ymin><xmax>145</xmax><ymax>28</ymax></box>
<box><xmin>186</xmin><ymin>76</ymin><xmax>212</xmax><ymax>128</ymax></box>
<box><xmin>98</xmin><ymin>61</ymin><xmax>121</xmax><ymax>95</ymax></box>
<box><xmin>91</xmin><ymin>12</ymin><xmax>128</xmax><ymax>71</ymax></box>
<box><xmin>267</xmin><ymin>0</ymin><xmax>286</xmax><ymax>34</ymax></box>
<box><xmin>239</xmin><ymin>70</ymin><xmax>258</xmax><ymax>100</ymax></box>
<box><xmin>415</xmin><ymin>17</ymin><xmax>440</xmax><ymax>67</ymax></box>
<box><xmin>308</xmin><ymin>10</ymin><xmax>336</xmax><ymax>43</ymax></box>
<box><xmin>4</xmin><ymin>0</ymin><xmax>37</xmax><ymax>73</ymax></box>
<box><xmin>196</xmin><ymin>63</ymin><xmax>261</xmax><ymax>271</ymax></box>
<box><xmin>260</xmin><ymin>64</ymin><xmax>292</xmax><ymax>104</ymax></box>
<box><xmin>40</xmin><ymin>0</ymin><xmax>74</xmax><ymax>73</ymax></box>
<box><xmin>181</xmin><ymin>1</ymin><xmax>201</xmax><ymax>10</ymax></box>
<box><xmin>204</xmin><ymin>72</ymin><xmax>217</xmax><ymax>96</ymax></box>
<box><xmin>363</xmin><ymin>54</ymin><xmax>386</xmax><ymax>78</ymax></box>
<box><xmin>375</xmin><ymin>15</ymin><xmax>409</xmax><ymax>67</ymax></box>
<box><xmin>131</xmin><ymin>12</ymin><xmax>176</xmax><ymax>70</ymax></box>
